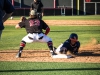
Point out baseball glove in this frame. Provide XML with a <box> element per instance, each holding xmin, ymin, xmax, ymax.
<box><xmin>20</xmin><ymin>16</ymin><xmax>27</xmax><ymax>22</ymax></box>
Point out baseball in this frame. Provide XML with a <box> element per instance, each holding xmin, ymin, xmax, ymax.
<box><xmin>10</xmin><ymin>16</ymin><xmax>13</xmax><ymax>20</ymax></box>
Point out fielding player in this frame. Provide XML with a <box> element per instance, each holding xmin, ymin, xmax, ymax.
<box><xmin>15</xmin><ymin>10</ymin><xmax>56</xmax><ymax>58</ymax></box>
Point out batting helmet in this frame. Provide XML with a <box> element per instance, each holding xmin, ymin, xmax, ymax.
<box><xmin>69</xmin><ymin>33</ymin><xmax>78</xmax><ymax>40</ymax></box>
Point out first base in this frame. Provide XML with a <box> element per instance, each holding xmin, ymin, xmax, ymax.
<box><xmin>52</xmin><ymin>54</ymin><xmax>72</xmax><ymax>58</ymax></box>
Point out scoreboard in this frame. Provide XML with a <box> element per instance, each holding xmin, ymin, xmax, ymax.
<box><xmin>85</xmin><ymin>0</ymin><xmax>100</xmax><ymax>2</ymax></box>
<box><xmin>85</xmin><ymin>0</ymin><xmax>100</xmax><ymax>15</ymax></box>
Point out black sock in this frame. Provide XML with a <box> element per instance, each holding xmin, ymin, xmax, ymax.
<box><xmin>18</xmin><ymin>47</ymin><xmax>23</xmax><ymax>53</ymax></box>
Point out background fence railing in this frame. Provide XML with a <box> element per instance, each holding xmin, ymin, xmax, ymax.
<box><xmin>11</xmin><ymin>0</ymin><xmax>100</xmax><ymax>16</ymax></box>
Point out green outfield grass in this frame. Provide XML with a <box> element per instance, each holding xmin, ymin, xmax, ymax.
<box><xmin>10</xmin><ymin>15</ymin><xmax>100</xmax><ymax>20</ymax></box>
<box><xmin>0</xmin><ymin>26</ymin><xmax>100</xmax><ymax>50</ymax></box>
<box><xmin>0</xmin><ymin>62</ymin><xmax>100</xmax><ymax>75</ymax></box>
<box><xmin>0</xmin><ymin>16</ymin><xmax>100</xmax><ymax>75</ymax></box>
<box><xmin>43</xmin><ymin>15</ymin><xmax>100</xmax><ymax>20</ymax></box>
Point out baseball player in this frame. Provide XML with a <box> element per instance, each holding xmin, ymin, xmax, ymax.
<box><xmin>30</xmin><ymin>0</ymin><xmax>44</xmax><ymax>19</ymax></box>
<box><xmin>0</xmin><ymin>0</ymin><xmax>15</xmax><ymax>39</ymax></box>
<box><xmin>15</xmin><ymin>10</ymin><xmax>56</xmax><ymax>58</ymax></box>
<box><xmin>54</xmin><ymin>33</ymin><xmax>80</xmax><ymax>58</ymax></box>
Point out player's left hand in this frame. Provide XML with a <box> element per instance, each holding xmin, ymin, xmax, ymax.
<box><xmin>20</xmin><ymin>16</ymin><xmax>27</xmax><ymax>22</ymax></box>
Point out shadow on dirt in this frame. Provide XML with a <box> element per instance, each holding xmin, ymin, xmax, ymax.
<box><xmin>78</xmin><ymin>50</ymin><xmax>100</xmax><ymax>56</ymax></box>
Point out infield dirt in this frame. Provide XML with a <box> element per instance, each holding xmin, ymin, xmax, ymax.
<box><xmin>0</xmin><ymin>19</ymin><xmax>100</xmax><ymax>63</ymax></box>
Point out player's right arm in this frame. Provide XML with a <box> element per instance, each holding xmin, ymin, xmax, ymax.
<box><xmin>15</xmin><ymin>22</ymin><xmax>25</xmax><ymax>29</ymax></box>
<box><xmin>15</xmin><ymin>24</ymin><xmax>21</xmax><ymax>29</ymax></box>
<box><xmin>15</xmin><ymin>16</ymin><xmax>27</xmax><ymax>29</ymax></box>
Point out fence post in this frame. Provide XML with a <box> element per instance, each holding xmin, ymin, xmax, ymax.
<box><xmin>61</xmin><ymin>5</ymin><xmax>65</xmax><ymax>16</ymax></box>
<box><xmin>95</xmin><ymin>2</ymin><xmax>97</xmax><ymax>15</ymax></box>
<box><xmin>77</xmin><ymin>0</ymin><xmax>79</xmax><ymax>15</ymax></box>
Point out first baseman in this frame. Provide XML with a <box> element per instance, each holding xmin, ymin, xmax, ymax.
<box><xmin>15</xmin><ymin>10</ymin><xmax>57</xmax><ymax>58</ymax></box>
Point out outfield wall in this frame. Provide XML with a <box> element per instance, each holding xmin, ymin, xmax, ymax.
<box><xmin>10</xmin><ymin>0</ymin><xmax>100</xmax><ymax>16</ymax></box>
<box><xmin>14</xmin><ymin>8</ymin><xmax>72</xmax><ymax>16</ymax></box>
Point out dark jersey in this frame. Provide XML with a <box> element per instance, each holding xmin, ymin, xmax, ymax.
<box><xmin>31</xmin><ymin>1</ymin><xmax>43</xmax><ymax>13</ymax></box>
<box><xmin>62</xmin><ymin>39</ymin><xmax>80</xmax><ymax>53</ymax></box>
<box><xmin>0</xmin><ymin>0</ymin><xmax>15</xmax><ymax>30</ymax></box>
<box><xmin>19</xmin><ymin>18</ymin><xmax>48</xmax><ymax>34</ymax></box>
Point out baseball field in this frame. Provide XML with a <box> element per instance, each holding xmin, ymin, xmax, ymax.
<box><xmin>0</xmin><ymin>15</ymin><xmax>100</xmax><ymax>75</ymax></box>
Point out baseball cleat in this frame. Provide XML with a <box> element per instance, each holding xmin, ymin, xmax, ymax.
<box><xmin>16</xmin><ymin>52</ymin><xmax>21</xmax><ymax>58</ymax></box>
<box><xmin>53</xmin><ymin>47</ymin><xmax>57</xmax><ymax>50</ymax></box>
<box><xmin>66</xmin><ymin>55</ymin><xmax>73</xmax><ymax>58</ymax></box>
<box><xmin>50</xmin><ymin>51</ymin><xmax>57</xmax><ymax>57</ymax></box>
<box><xmin>52</xmin><ymin>52</ymin><xmax>57</xmax><ymax>55</ymax></box>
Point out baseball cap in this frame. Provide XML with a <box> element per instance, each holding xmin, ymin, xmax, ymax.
<box><xmin>69</xmin><ymin>33</ymin><xmax>78</xmax><ymax>40</ymax></box>
<box><xmin>30</xmin><ymin>10</ymin><xmax>37</xmax><ymax>15</ymax></box>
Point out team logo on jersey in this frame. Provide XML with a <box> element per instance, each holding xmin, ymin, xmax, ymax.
<box><xmin>29</xmin><ymin>19</ymin><xmax>40</xmax><ymax>26</ymax></box>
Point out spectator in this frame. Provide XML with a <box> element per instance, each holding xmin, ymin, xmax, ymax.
<box><xmin>30</xmin><ymin>0</ymin><xmax>44</xmax><ymax>19</ymax></box>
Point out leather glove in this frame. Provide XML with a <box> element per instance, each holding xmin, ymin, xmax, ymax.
<box><xmin>20</xmin><ymin>16</ymin><xmax>27</xmax><ymax>22</ymax></box>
